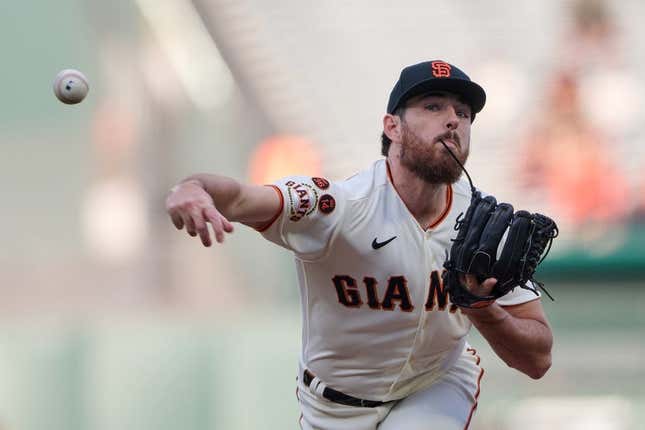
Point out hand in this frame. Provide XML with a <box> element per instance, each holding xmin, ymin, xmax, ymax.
<box><xmin>461</xmin><ymin>274</ymin><xmax>497</xmax><ymax>296</ymax></box>
<box><xmin>458</xmin><ymin>274</ymin><xmax>498</xmax><ymax>308</ymax></box>
<box><xmin>165</xmin><ymin>180</ymin><xmax>234</xmax><ymax>246</ymax></box>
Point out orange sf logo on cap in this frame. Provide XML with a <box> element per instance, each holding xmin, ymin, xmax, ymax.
<box><xmin>431</xmin><ymin>61</ymin><xmax>451</xmax><ymax>78</ymax></box>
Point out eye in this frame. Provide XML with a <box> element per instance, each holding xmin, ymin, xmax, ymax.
<box><xmin>425</xmin><ymin>103</ymin><xmax>441</xmax><ymax>111</ymax></box>
<box><xmin>457</xmin><ymin>109</ymin><xmax>470</xmax><ymax>119</ymax></box>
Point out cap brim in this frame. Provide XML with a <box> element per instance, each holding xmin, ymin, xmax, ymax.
<box><xmin>393</xmin><ymin>78</ymin><xmax>486</xmax><ymax>114</ymax></box>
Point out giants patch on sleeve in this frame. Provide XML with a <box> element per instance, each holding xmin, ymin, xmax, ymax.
<box><xmin>285</xmin><ymin>181</ymin><xmax>319</xmax><ymax>222</ymax></box>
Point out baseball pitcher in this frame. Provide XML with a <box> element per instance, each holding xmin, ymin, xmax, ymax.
<box><xmin>166</xmin><ymin>60</ymin><xmax>558</xmax><ymax>429</ymax></box>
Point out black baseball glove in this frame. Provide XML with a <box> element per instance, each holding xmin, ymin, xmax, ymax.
<box><xmin>443</xmin><ymin>191</ymin><xmax>559</xmax><ymax>308</ymax></box>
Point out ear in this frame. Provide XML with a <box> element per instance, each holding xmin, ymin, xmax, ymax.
<box><xmin>383</xmin><ymin>114</ymin><xmax>402</xmax><ymax>143</ymax></box>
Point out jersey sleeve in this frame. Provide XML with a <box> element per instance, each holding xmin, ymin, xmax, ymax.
<box><xmin>496</xmin><ymin>283</ymin><xmax>541</xmax><ymax>306</ymax></box>
<box><xmin>256</xmin><ymin>175</ymin><xmax>345</xmax><ymax>261</ymax></box>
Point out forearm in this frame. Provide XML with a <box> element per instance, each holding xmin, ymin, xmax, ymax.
<box><xmin>181</xmin><ymin>174</ymin><xmax>243</xmax><ymax>220</ymax></box>
<box><xmin>178</xmin><ymin>173</ymin><xmax>280</xmax><ymax>225</ymax></box>
<box><xmin>462</xmin><ymin>303</ymin><xmax>553</xmax><ymax>379</ymax></box>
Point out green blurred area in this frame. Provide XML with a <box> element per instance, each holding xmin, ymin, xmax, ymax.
<box><xmin>540</xmin><ymin>222</ymin><xmax>645</xmax><ymax>282</ymax></box>
<box><xmin>1</xmin><ymin>283</ymin><xmax>644</xmax><ymax>430</ymax></box>
<box><xmin>0</xmin><ymin>316</ymin><xmax>301</xmax><ymax>430</ymax></box>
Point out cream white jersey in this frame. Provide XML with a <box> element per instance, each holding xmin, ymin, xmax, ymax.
<box><xmin>259</xmin><ymin>159</ymin><xmax>539</xmax><ymax>402</ymax></box>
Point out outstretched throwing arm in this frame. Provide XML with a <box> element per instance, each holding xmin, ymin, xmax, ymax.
<box><xmin>165</xmin><ymin>174</ymin><xmax>281</xmax><ymax>246</ymax></box>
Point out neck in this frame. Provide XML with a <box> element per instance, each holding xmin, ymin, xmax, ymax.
<box><xmin>386</xmin><ymin>157</ymin><xmax>449</xmax><ymax>228</ymax></box>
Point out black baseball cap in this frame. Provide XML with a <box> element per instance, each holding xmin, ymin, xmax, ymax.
<box><xmin>387</xmin><ymin>60</ymin><xmax>486</xmax><ymax>117</ymax></box>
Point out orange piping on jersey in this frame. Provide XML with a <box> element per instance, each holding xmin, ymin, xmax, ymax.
<box><xmin>385</xmin><ymin>160</ymin><xmax>453</xmax><ymax>231</ymax></box>
<box><xmin>427</xmin><ymin>184</ymin><xmax>452</xmax><ymax>229</ymax></box>
<box><xmin>255</xmin><ymin>185</ymin><xmax>284</xmax><ymax>232</ymax></box>
<box><xmin>464</xmin><ymin>348</ymin><xmax>484</xmax><ymax>430</ymax></box>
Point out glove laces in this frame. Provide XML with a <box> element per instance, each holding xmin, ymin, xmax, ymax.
<box><xmin>524</xmin><ymin>215</ymin><xmax>559</xmax><ymax>301</ymax></box>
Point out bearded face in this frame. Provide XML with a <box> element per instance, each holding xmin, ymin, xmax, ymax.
<box><xmin>399</xmin><ymin>121</ymin><xmax>469</xmax><ymax>185</ymax></box>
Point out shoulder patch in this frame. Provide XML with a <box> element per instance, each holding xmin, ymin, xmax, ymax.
<box><xmin>312</xmin><ymin>177</ymin><xmax>330</xmax><ymax>190</ymax></box>
<box><xmin>285</xmin><ymin>180</ymin><xmax>319</xmax><ymax>222</ymax></box>
<box><xmin>318</xmin><ymin>194</ymin><xmax>336</xmax><ymax>214</ymax></box>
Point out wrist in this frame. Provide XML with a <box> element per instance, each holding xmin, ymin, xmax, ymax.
<box><xmin>461</xmin><ymin>304</ymin><xmax>509</xmax><ymax>325</ymax></box>
<box><xmin>172</xmin><ymin>178</ymin><xmax>204</xmax><ymax>193</ymax></box>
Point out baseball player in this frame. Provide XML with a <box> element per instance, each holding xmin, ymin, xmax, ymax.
<box><xmin>166</xmin><ymin>60</ymin><xmax>553</xmax><ymax>429</ymax></box>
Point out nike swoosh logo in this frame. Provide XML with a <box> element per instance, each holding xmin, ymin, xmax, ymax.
<box><xmin>372</xmin><ymin>236</ymin><xmax>397</xmax><ymax>250</ymax></box>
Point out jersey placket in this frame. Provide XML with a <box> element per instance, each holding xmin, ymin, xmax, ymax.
<box><xmin>385</xmin><ymin>227</ymin><xmax>434</xmax><ymax>398</ymax></box>
<box><xmin>409</xmin><ymin>229</ymin><xmax>436</xmax><ymax>369</ymax></box>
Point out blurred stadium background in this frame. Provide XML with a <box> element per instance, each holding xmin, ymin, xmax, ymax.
<box><xmin>1</xmin><ymin>0</ymin><xmax>645</xmax><ymax>429</ymax></box>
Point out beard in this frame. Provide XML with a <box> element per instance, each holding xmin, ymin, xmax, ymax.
<box><xmin>399</xmin><ymin>124</ymin><xmax>469</xmax><ymax>185</ymax></box>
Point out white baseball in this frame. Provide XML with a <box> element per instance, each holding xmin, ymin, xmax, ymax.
<box><xmin>53</xmin><ymin>69</ymin><xmax>89</xmax><ymax>104</ymax></box>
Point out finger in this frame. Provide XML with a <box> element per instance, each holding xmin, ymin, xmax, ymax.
<box><xmin>189</xmin><ymin>204</ymin><xmax>210</xmax><ymax>237</ymax></box>
<box><xmin>222</xmin><ymin>218</ymin><xmax>234</xmax><ymax>233</ymax></box>
<box><xmin>199</xmin><ymin>229</ymin><xmax>212</xmax><ymax>247</ymax></box>
<box><xmin>170</xmin><ymin>212</ymin><xmax>184</xmax><ymax>230</ymax></box>
<box><xmin>464</xmin><ymin>274</ymin><xmax>478</xmax><ymax>289</ymax></box>
<box><xmin>204</xmin><ymin>207</ymin><xmax>229</xmax><ymax>243</ymax></box>
<box><xmin>203</xmin><ymin>206</ymin><xmax>220</xmax><ymax>224</ymax></box>
<box><xmin>467</xmin><ymin>275</ymin><xmax>496</xmax><ymax>297</ymax></box>
<box><xmin>182</xmin><ymin>212</ymin><xmax>197</xmax><ymax>236</ymax></box>
<box><xmin>213</xmin><ymin>217</ymin><xmax>226</xmax><ymax>243</ymax></box>
<box><xmin>458</xmin><ymin>274</ymin><xmax>466</xmax><ymax>287</ymax></box>
<box><xmin>482</xmin><ymin>278</ymin><xmax>498</xmax><ymax>289</ymax></box>
<box><xmin>194</xmin><ymin>216</ymin><xmax>212</xmax><ymax>247</ymax></box>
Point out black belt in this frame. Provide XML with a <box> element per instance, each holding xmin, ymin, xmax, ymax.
<box><xmin>302</xmin><ymin>369</ymin><xmax>385</xmax><ymax>408</ymax></box>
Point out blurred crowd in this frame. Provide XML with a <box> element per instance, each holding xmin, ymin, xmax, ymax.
<box><xmin>517</xmin><ymin>0</ymin><xmax>644</xmax><ymax>232</ymax></box>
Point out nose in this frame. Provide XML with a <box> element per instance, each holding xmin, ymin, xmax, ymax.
<box><xmin>445</xmin><ymin>106</ymin><xmax>459</xmax><ymax>130</ymax></box>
